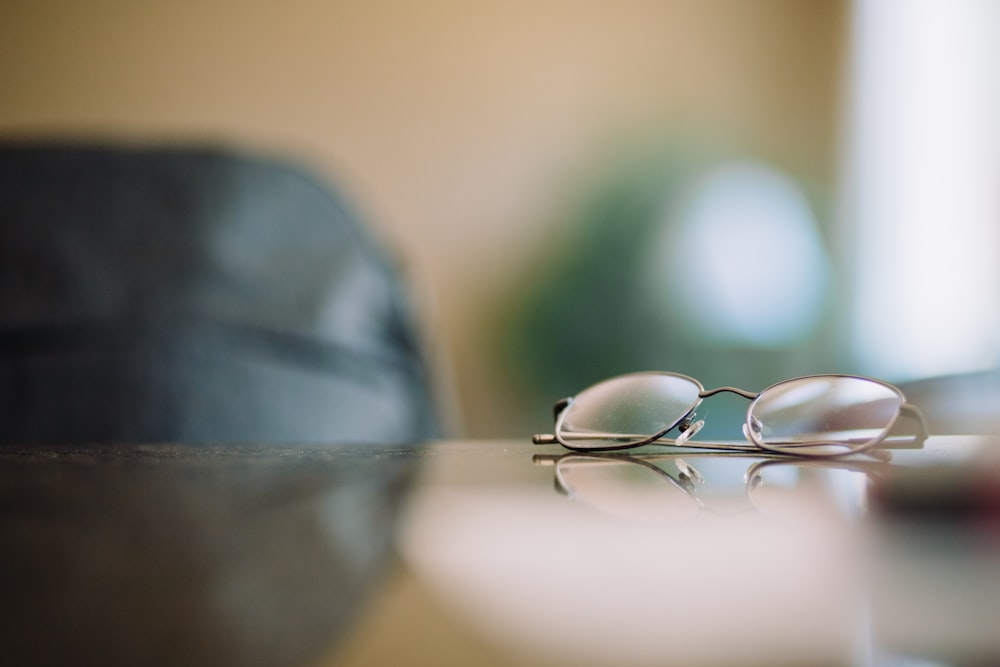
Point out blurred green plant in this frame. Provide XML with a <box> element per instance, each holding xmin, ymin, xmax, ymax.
<box><xmin>499</xmin><ymin>140</ymin><xmax>839</xmax><ymax>439</ymax></box>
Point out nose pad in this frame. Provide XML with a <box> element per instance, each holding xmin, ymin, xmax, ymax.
<box><xmin>675</xmin><ymin>458</ymin><xmax>705</xmax><ymax>485</ymax></box>
<box><xmin>743</xmin><ymin>415</ymin><xmax>764</xmax><ymax>441</ymax></box>
<box><xmin>676</xmin><ymin>418</ymin><xmax>705</xmax><ymax>446</ymax></box>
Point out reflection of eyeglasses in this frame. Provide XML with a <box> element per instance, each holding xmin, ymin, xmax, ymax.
<box><xmin>535</xmin><ymin>453</ymin><xmax>712</xmax><ymax>525</ymax></box>
<box><xmin>534</xmin><ymin>451</ymin><xmax>891</xmax><ymax>525</ymax></box>
<box><xmin>532</xmin><ymin>372</ymin><xmax>928</xmax><ymax>457</ymax></box>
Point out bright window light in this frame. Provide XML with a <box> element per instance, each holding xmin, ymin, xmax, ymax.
<box><xmin>843</xmin><ymin>0</ymin><xmax>1000</xmax><ymax>380</ymax></box>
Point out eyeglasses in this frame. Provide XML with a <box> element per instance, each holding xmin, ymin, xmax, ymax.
<box><xmin>532</xmin><ymin>372</ymin><xmax>928</xmax><ymax>457</ymax></box>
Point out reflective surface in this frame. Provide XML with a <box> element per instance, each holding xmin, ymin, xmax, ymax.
<box><xmin>3</xmin><ymin>436</ymin><xmax>1000</xmax><ymax>667</ymax></box>
<box><xmin>393</xmin><ymin>436</ymin><xmax>1000</xmax><ymax>667</ymax></box>
<box><xmin>0</xmin><ymin>442</ymin><xmax>423</xmax><ymax>667</ymax></box>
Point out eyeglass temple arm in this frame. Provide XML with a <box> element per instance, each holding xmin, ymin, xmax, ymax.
<box><xmin>897</xmin><ymin>403</ymin><xmax>929</xmax><ymax>442</ymax></box>
<box><xmin>532</xmin><ymin>431</ymin><xmax>768</xmax><ymax>452</ymax></box>
<box><xmin>532</xmin><ymin>397</ymin><xmax>571</xmax><ymax>444</ymax></box>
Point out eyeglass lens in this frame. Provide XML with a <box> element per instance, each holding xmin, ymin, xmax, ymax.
<box><xmin>748</xmin><ymin>376</ymin><xmax>904</xmax><ymax>455</ymax></box>
<box><xmin>557</xmin><ymin>373</ymin><xmax>701</xmax><ymax>449</ymax></box>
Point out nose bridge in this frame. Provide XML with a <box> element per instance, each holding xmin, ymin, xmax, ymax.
<box><xmin>699</xmin><ymin>385</ymin><xmax>758</xmax><ymax>400</ymax></box>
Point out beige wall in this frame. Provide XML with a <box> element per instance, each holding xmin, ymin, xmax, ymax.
<box><xmin>0</xmin><ymin>0</ymin><xmax>845</xmax><ymax>436</ymax></box>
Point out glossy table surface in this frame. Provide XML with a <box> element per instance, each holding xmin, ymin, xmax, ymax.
<box><xmin>2</xmin><ymin>435</ymin><xmax>999</xmax><ymax>667</ymax></box>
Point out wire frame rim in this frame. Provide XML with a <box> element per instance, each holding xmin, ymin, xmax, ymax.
<box><xmin>554</xmin><ymin>371</ymin><xmax>704</xmax><ymax>451</ymax></box>
<box><xmin>744</xmin><ymin>374</ymin><xmax>908</xmax><ymax>457</ymax></box>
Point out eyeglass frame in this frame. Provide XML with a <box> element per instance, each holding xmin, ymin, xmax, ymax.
<box><xmin>532</xmin><ymin>371</ymin><xmax>929</xmax><ymax>457</ymax></box>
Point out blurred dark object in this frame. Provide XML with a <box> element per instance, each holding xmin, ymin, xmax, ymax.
<box><xmin>0</xmin><ymin>142</ymin><xmax>439</xmax><ymax>444</ymax></box>
<box><xmin>871</xmin><ymin>451</ymin><xmax>1000</xmax><ymax>526</ymax></box>
<box><xmin>899</xmin><ymin>370</ymin><xmax>1000</xmax><ymax>436</ymax></box>
<box><xmin>0</xmin><ymin>441</ymin><xmax>422</xmax><ymax>667</ymax></box>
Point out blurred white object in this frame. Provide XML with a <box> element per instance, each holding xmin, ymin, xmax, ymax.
<box><xmin>842</xmin><ymin>0</ymin><xmax>1000</xmax><ymax>379</ymax></box>
<box><xmin>657</xmin><ymin>162</ymin><xmax>830</xmax><ymax>347</ymax></box>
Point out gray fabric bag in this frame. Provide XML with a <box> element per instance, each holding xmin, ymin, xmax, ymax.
<box><xmin>0</xmin><ymin>143</ymin><xmax>438</xmax><ymax>444</ymax></box>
